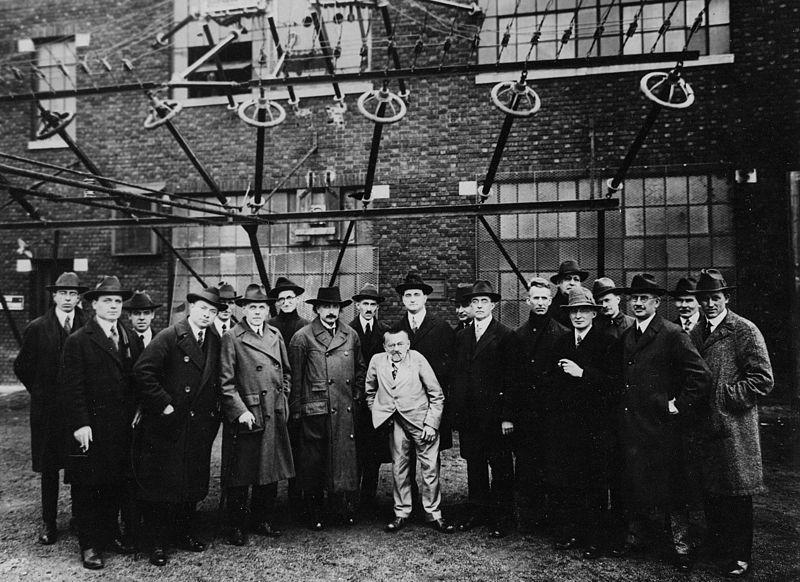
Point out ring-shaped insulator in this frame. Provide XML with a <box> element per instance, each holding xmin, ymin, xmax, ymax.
<box><xmin>237</xmin><ymin>96</ymin><xmax>287</xmax><ymax>128</ymax></box>
<box><xmin>143</xmin><ymin>99</ymin><xmax>183</xmax><ymax>130</ymax></box>
<box><xmin>356</xmin><ymin>88</ymin><xmax>407</xmax><ymax>124</ymax></box>
<box><xmin>35</xmin><ymin>110</ymin><xmax>75</xmax><ymax>140</ymax></box>
<box><xmin>490</xmin><ymin>80</ymin><xmax>541</xmax><ymax>117</ymax></box>
<box><xmin>606</xmin><ymin>178</ymin><xmax>623</xmax><ymax>193</ymax></box>
<box><xmin>640</xmin><ymin>71</ymin><xmax>695</xmax><ymax>110</ymax></box>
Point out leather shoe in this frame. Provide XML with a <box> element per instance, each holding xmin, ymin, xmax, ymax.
<box><xmin>176</xmin><ymin>534</ymin><xmax>205</xmax><ymax>552</ymax></box>
<box><xmin>385</xmin><ymin>517</ymin><xmax>407</xmax><ymax>533</ymax></box>
<box><xmin>428</xmin><ymin>518</ymin><xmax>455</xmax><ymax>534</ymax></box>
<box><xmin>555</xmin><ymin>537</ymin><xmax>580</xmax><ymax>550</ymax></box>
<box><xmin>38</xmin><ymin>522</ymin><xmax>58</xmax><ymax>545</ymax></box>
<box><xmin>108</xmin><ymin>535</ymin><xmax>136</xmax><ymax>555</ymax></box>
<box><xmin>583</xmin><ymin>545</ymin><xmax>602</xmax><ymax>559</ymax></box>
<box><xmin>149</xmin><ymin>546</ymin><xmax>167</xmax><ymax>567</ymax></box>
<box><xmin>675</xmin><ymin>554</ymin><xmax>693</xmax><ymax>574</ymax></box>
<box><xmin>228</xmin><ymin>527</ymin><xmax>247</xmax><ymax>546</ymax></box>
<box><xmin>722</xmin><ymin>560</ymin><xmax>750</xmax><ymax>578</ymax></box>
<box><xmin>458</xmin><ymin>515</ymin><xmax>483</xmax><ymax>532</ymax></box>
<box><xmin>252</xmin><ymin>521</ymin><xmax>281</xmax><ymax>537</ymax></box>
<box><xmin>81</xmin><ymin>547</ymin><xmax>104</xmax><ymax>570</ymax></box>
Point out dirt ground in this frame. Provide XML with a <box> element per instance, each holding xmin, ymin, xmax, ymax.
<box><xmin>1</xmin><ymin>390</ymin><xmax>797</xmax><ymax>582</ymax></box>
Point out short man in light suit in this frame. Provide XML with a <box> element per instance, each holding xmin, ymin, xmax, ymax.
<box><xmin>365</xmin><ymin>329</ymin><xmax>455</xmax><ymax>534</ymax></box>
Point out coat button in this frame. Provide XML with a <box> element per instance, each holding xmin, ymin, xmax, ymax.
<box><xmin>530</xmin><ymin>359</ymin><xmax>535</xmax><ymax>363</ymax></box>
<box><xmin>328</xmin><ymin>379</ymin><xmax>334</xmax><ymax>384</ymax></box>
<box><xmin>256</xmin><ymin>365</ymin><xmax>263</xmax><ymax>371</ymax></box>
<box><xmin>344</xmin><ymin>351</ymin><xmax>349</xmax><ymax>356</ymax></box>
<box><xmin>183</xmin><ymin>356</ymin><xmax>190</xmax><ymax>363</ymax></box>
<box><xmin>261</xmin><ymin>390</ymin><xmax>267</xmax><ymax>395</ymax></box>
<box><xmin>184</xmin><ymin>386</ymin><xmax>191</xmax><ymax>393</ymax></box>
<box><xmin>190</xmin><ymin>410</ymin><xmax>195</xmax><ymax>417</ymax></box>
<box><xmin>274</xmin><ymin>363</ymin><xmax>280</xmax><ymax>369</ymax></box>
<box><xmin>628</xmin><ymin>361</ymin><xmax>634</xmax><ymax>365</ymax></box>
<box><xmin>346</xmin><ymin>379</ymin><xmax>350</xmax><ymax>384</ymax></box>
<box><xmin>325</xmin><ymin>353</ymin><xmax>330</xmax><ymax>358</ymax></box>
<box><xmin>331</xmin><ymin>408</ymin><xmax>337</xmax><ymax>414</ymax></box>
<box><xmin>349</xmin><ymin>434</ymin><xmax>354</xmax><ymax>439</ymax></box>
<box><xmin>347</xmin><ymin>406</ymin><xmax>351</xmax><ymax>412</ymax></box>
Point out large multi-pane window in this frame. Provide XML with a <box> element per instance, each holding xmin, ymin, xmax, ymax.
<box><xmin>29</xmin><ymin>38</ymin><xmax>76</xmax><ymax>148</ymax></box>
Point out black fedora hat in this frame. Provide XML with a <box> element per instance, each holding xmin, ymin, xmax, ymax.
<box><xmin>695</xmin><ymin>269</ymin><xmax>736</xmax><ymax>294</ymax></box>
<box><xmin>83</xmin><ymin>275</ymin><xmax>133</xmax><ymax>301</ymax></box>
<box><xmin>592</xmin><ymin>277</ymin><xmax>624</xmax><ymax>299</ymax></box>
<box><xmin>306</xmin><ymin>286</ymin><xmax>352</xmax><ymax>307</ymax></box>
<box><xmin>561</xmin><ymin>287</ymin><xmax>602</xmax><ymax>310</ymax></box>
<box><xmin>625</xmin><ymin>273</ymin><xmax>666</xmax><ymax>296</ymax></box>
<box><xmin>395</xmin><ymin>272</ymin><xmax>433</xmax><ymax>296</ymax></box>
<box><xmin>46</xmin><ymin>271</ymin><xmax>89</xmax><ymax>293</ymax></box>
<box><xmin>463</xmin><ymin>280</ymin><xmax>501</xmax><ymax>302</ymax></box>
<box><xmin>352</xmin><ymin>283</ymin><xmax>385</xmax><ymax>303</ymax></box>
<box><xmin>667</xmin><ymin>277</ymin><xmax>699</xmax><ymax>298</ymax></box>
<box><xmin>236</xmin><ymin>283</ymin><xmax>271</xmax><ymax>306</ymax></box>
<box><xmin>217</xmin><ymin>281</ymin><xmax>241</xmax><ymax>301</ymax></box>
<box><xmin>451</xmin><ymin>282</ymin><xmax>474</xmax><ymax>304</ymax></box>
<box><xmin>268</xmin><ymin>276</ymin><xmax>305</xmax><ymax>300</ymax></box>
<box><xmin>550</xmin><ymin>260</ymin><xmax>589</xmax><ymax>284</ymax></box>
<box><xmin>187</xmin><ymin>286</ymin><xmax>228</xmax><ymax>311</ymax></box>
<box><xmin>123</xmin><ymin>291</ymin><xmax>161</xmax><ymax>310</ymax></box>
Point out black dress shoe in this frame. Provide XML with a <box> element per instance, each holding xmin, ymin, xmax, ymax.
<box><xmin>252</xmin><ymin>521</ymin><xmax>281</xmax><ymax>537</ymax></box>
<box><xmin>428</xmin><ymin>518</ymin><xmax>455</xmax><ymax>534</ymax></box>
<box><xmin>108</xmin><ymin>535</ymin><xmax>136</xmax><ymax>555</ymax></box>
<box><xmin>176</xmin><ymin>534</ymin><xmax>205</xmax><ymax>552</ymax></box>
<box><xmin>675</xmin><ymin>554</ymin><xmax>693</xmax><ymax>574</ymax></box>
<box><xmin>385</xmin><ymin>517</ymin><xmax>407</xmax><ymax>532</ymax></box>
<box><xmin>458</xmin><ymin>515</ymin><xmax>484</xmax><ymax>532</ymax></box>
<box><xmin>555</xmin><ymin>537</ymin><xmax>580</xmax><ymax>550</ymax></box>
<box><xmin>228</xmin><ymin>527</ymin><xmax>247</xmax><ymax>546</ymax></box>
<box><xmin>722</xmin><ymin>560</ymin><xmax>750</xmax><ymax>578</ymax></box>
<box><xmin>149</xmin><ymin>546</ymin><xmax>167</xmax><ymax>567</ymax></box>
<box><xmin>81</xmin><ymin>547</ymin><xmax>104</xmax><ymax>570</ymax></box>
<box><xmin>582</xmin><ymin>545</ymin><xmax>602</xmax><ymax>559</ymax></box>
<box><xmin>38</xmin><ymin>522</ymin><xmax>58</xmax><ymax>545</ymax></box>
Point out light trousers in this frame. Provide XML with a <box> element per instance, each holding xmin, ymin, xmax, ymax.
<box><xmin>389</xmin><ymin>414</ymin><xmax>442</xmax><ymax>520</ymax></box>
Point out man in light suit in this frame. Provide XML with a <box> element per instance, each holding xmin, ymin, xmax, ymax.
<box><xmin>365</xmin><ymin>329</ymin><xmax>454</xmax><ymax>534</ymax></box>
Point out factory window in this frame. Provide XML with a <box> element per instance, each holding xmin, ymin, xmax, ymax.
<box><xmin>111</xmin><ymin>183</ymin><xmax>165</xmax><ymax>256</ymax></box>
<box><xmin>26</xmin><ymin>38</ymin><xmax>77</xmax><ymax>150</ymax></box>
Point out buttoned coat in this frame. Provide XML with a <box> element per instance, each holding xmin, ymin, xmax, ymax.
<box><xmin>133</xmin><ymin>318</ymin><xmax>222</xmax><ymax>503</ymax></box>
<box><xmin>692</xmin><ymin>310</ymin><xmax>773</xmax><ymax>496</ymax></box>
<box><xmin>596</xmin><ymin>311</ymin><xmax>636</xmax><ymax>340</ymax></box>
<box><xmin>61</xmin><ymin>318</ymin><xmax>139</xmax><ymax>485</ymax></box>
<box><xmin>289</xmin><ymin>318</ymin><xmax>366</xmax><ymax>493</ymax></box>
<box><xmin>269</xmin><ymin>311</ymin><xmax>309</xmax><ymax>347</ymax></box>
<box><xmin>14</xmin><ymin>306</ymin><xmax>86</xmax><ymax>472</ymax></box>
<box><xmin>619</xmin><ymin>315</ymin><xmax>711</xmax><ymax>511</ymax></box>
<box><xmin>219</xmin><ymin>320</ymin><xmax>295</xmax><ymax>487</ymax></box>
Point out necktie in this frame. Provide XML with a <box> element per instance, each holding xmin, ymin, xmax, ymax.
<box><xmin>703</xmin><ymin>321</ymin><xmax>712</xmax><ymax>342</ymax></box>
<box><xmin>411</xmin><ymin>316</ymin><xmax>418</xmax><ymax>333</ymax></box>
<box><xmin>63</xmin><ymin>315</ymin><xmax>71</xmax><ymax>334</ymax></box>
<box><xmin>221</xmin><ymin>323</ymin><xmax>227</xmax><ymax>334</ymax></box>
<box><xmin>682</xmin><ymin>318</ymin><xmax>692</xmax><ymax>333</ymax></box>
<box><xmin>475</xmin><ymin>323</ymin><xmax>484</xmax><ymax>342</ymax></box>
<box><xmin>635</xmin><ymin>326</ymin><xmax>643</xmax><ymax>341</ymax></box>
<box><xmin>138</xmin><ymin>333</ymin><xmax>145</xmax><ymax>347</ymax></box>
<box><xmin>365</xmin><ymin>322</ymin><xmax>371</xmax><ymax>336</ymax></box>
<box><xmin>109</xmin><ymin>326</ymin><xmax>119</xmax><ymax>350</ymax></box>
<box><xmin>391</xmin><ymin>363</ymin><xmax>398</xmax><ymax>380</ymax></box>
<box><xmin>576</xmin><ymin>334</ymin><xmax>582</xmax><ymax>348</ymax></box>
<box><xmin>197</xmin><ymin>330</ymin><xmax>204</xmax><ymax>348</ymax></box>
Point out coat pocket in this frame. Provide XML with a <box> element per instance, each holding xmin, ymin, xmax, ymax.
<box><xmin>301</xmin><ymin>400</ymin><xmax>328</xmax><ymax>416</ymax></box>
<box><xmin>239</xmin><ymin>393</ymin><xmax>265</xmax><ymax>434</ymax></box>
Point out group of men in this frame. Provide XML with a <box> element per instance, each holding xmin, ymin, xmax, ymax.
<box><xmin>14</xmin><ymin>261</ymin><xmax>773</xmax><ymax>578</ymax></box>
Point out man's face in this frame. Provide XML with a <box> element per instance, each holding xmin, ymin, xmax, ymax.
<box><xmin>569</xmin><ymin>307</ymin><xmax>596</xmax><ymax>331</ymax></box>
<box><xmin>188</xmin><ymin>299</ymin><xmax>218</xmax><ymax>329</ymax></box>
<box><xmin>53</xmin><ymin>289</ymin><xmax>80</xmax><ymax>313</ymax></box>
<box><xmin>384</xmin><ymin>331</ymin><xmax>410</xmax><ymax>363</ymax></box>
<box><xmin>355</xmin><ymin>299</ymin><xmax>378</xmax><ymax>321</ymax></box>
<box><xmin>471</xmin><ymin>295</ymin><xmax>495</xmax><ymax>321</ymax></box>
<box><xmin>402</xmin><ymin>289</ymin><xmax>427</xmax><ymax>314</ymax></box>
<box><xmin>316</xmin><ymin>303</ymin><xmax>340</xmax><ymax>324</ymax></box>
<box><xmin>276</xmin><ymin>290</ymin><xmax>298</xmax><ymax>314</ymax></box>
<box><xmin>455</xmin><ymin>301</ymin><xmax>474</xmax><ymax>322</ymax></box>
<box><xmin>699</xmin><ymin>291</ymin><xmax>729</xmax><ymax>319</ymax></box>
<box><xmin>557</xmin><ymin>274</ymin><xmax>582</xmax><ymax>295</ymax></box>
<box><xmin>629</xmin><ymin>293</ymin><xmax>660</xmax><ymax>321</ymax></box>
<box><xmin>527</xmin><ymin>286</ymin><xmax>552</xmax><ymax>315</ymax></box>
<box><xmin>674</xmin><ymin>295</ymin><xmax>700</xmax><ymax>318</ymax></box>
<box><xmin>245</xmin><ymin>302</ymin><xmax>268</xmax><ymax>327</ymax></box>
<box><xmin>128</xmin><ymin>309</ymin><xmax>155</xmax><ymax>333</ymax></box>
<box><xmin>599</xmin><ymin>293</ymin><xmax>621</xmax><ymax>317</ymax></box>
<box><xmin>216</xmin><ymin>299</ymin><xmax>234</xmax><ymax>322</ymax></box>
<box><xmin>93</xmin><ymin>295</ymin><xmax>123</xmax><ymax>323</ymax></box>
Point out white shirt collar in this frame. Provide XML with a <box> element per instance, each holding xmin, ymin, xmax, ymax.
<box><xmin>682</xmin><ymin>312</ymin><xmax>700</xmax><ymax>326</ymax></box>
<box><xmin>214</xmin><ymin>318</ymin><xmax>230</xmax><ymax>334</ymax></box>
<box><xmin>575</xmin><ymin>325</ymin><xmax>591</xmax><ymax>342</ymax></box>
<box><xmin>138</xmin><ymin>328</ymin><xmax>153</xmax><ymax>345</ymax></box>
<box><xmin>248</xmin><ymin>321</ymin><xmax>263</xmax><ymax>336</ymax></box>
<box><xmin>320</xmin><ymin>319</ymin><xmax>336</xmax><ymax>332</ymax></box>
<box><xmin>55</xmin><ymin>308</ymin><xmax>71</xmax><ymax>327</ymax></box>
<box><xmin>407</xmin><ymin>308</ymin><xmax>426</xmax><ymax>326</ymax></box>
<box><xmin>359</xmin><ymin>315</ymin><xmax>374</xmax><ymax>330</ymax></box>
<box><xmin>95</xmin><ymin>316</ymin><xmax>117</xmax><ymax>337</ymax></box>
<box><xmin>474</xmin><ymin>315</ymin><xmax>492</xmax><ymax>334</ymax></box>
<box><xmin>708</xmin><ymin>309</ymin><xmax>728</xmax><ymax>333</ymax></box>
<box><xmin>636</xmin><ymin>312</ymin><xmax>657</xmax><ymax>334</ymax></box>
<box><xmin>188</xmin><ymin>319</ymin><xmax>205</xmax><ymax>339</ymax></box>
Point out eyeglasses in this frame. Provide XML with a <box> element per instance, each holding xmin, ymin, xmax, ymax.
<box><xmin>276</xmin><ymin>296</ymin><xmax>296</xmax><ymax>303</ymax></box>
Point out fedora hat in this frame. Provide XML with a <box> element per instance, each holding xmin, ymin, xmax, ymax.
<box><xmin>395</xmin><ymin>272</ymin><xmax>433</xmax><ymax>296</ymax></box>
<box><xmin>236</xmin><ymin>283</ymin><xmax>271</xmax><ymax>306</ymax></box>
<box><xmin>667</xmin><ymin>277</ymin><xmax>699</xmax><ymax>298</ymax></box>
<box><xmin>695</xmin><ymin>269</ymin><xmax>736</xmax><ymax>294</ymax></box>
<box><xmin>352</xmin><ymin>283</ymin><xmax>385</xmax><ymax>303</ymax></box>
<box><xmin>187</xmin><ymin>286</ymin><xmax>228</xmax><ymax>311</ymax></box>
<box><xmin>550</xmin><ymin>260</ymin><xmax>589</xmax><ymax>284</ymax></box>
<box><xmin>123</xmin><ymin>291</ymin><xmax>161</xmax><ymax>311</ymax></box>
<box><xmin>46</xmin><ymin>271</ymin><xmax>88</xmax><ymax>293</ymax></box>
<box><xmin>625</xmin><ymin>273</ymin><xmax>666</xmax><ymax>296</ymax></box>
<box><xmin>463</xmin><ymin>280</ymin><xmax>501</xmax><ymax>302</ymax></box>
<box><xmin>451</xmin><ymin>282</ymin><xmax>474</xmax><ymax>304</ymax></box>
<box><xmin>217</xmin><ymin>281</ymin><xmax>241</xmax><ymax>301</ymax></box>
<box><xmin>561</xmin><ymin>287</ymin><xmax>602</xmax><ymax>310</ymax></box>
<box><xmin>268</xmin><ymin>276</ymin><xmax>305</xmax><ymax>300</ymax></box>
<box><xmin>592</xmin><ymin>277</ymin><xmax>624</xmax><ymax>299</ymax></box>
<box><xmin>83</xmin><ymin>275</ymin><xmax>133</xmax><ymax>301</ymax></box>
<box><xmin>306</xmin><ymin>286</ymin><xmax>352</xmax><ymax>307</ymax></box>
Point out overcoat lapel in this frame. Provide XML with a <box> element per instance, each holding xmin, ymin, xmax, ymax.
<box><xmin>701</xmin><ymin>313</ymin><xmax>734</xmax><ymax>353</ymax></box>
<box><xmin>473</xmin><ymin>318</ymin><xmax>499</xmax><ymax>359</ymax></box>
<box><xmin>176</xmin><ymin>318</ymin><xmax>205</xmax><ymax>371</ymax></box>
<box><xmin>86</xmin><ymin>318</ymin><xmax>123</xmax><ymax>368</ymax></box>
<box><xmin>198</xmin><ymin>331</ymin><xmax>219</xmax><ymax>389</ymax></box>
<box><xmin>413</xmin><ymin>315</ymin><xmax>434</xmax><ymax>343</ymax></box>
<box><xmin>625</xmin><ymin>316</ymin><xmax>662</xmax><ymax>357</ymax></box>
<box><xmin>240</xmin><ymin>324</ymin><xmax>281</xmax><ymax>361</ymax></box>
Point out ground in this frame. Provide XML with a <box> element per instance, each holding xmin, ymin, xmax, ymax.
<box><xmin>0</xmin><ymin>390</ymin><xmax>797</xmax><ymax>582</ymax></box>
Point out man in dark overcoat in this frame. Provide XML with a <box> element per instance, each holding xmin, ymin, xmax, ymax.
<box><xmin>617</xmin><ymin>273</ymin><xmax>711</xmax><ymax>573</ymax></box>
<box><xmin>452</xmin><ymin>282</ymin><xmax>475</xmax><ymax>331</ymax></box>
<box><xmin>547</xmin><ymin>260</ymin><xmax>589</xmax><ymax>327</ymax></box>
<box><xmin>593</xmin><ymin>277</ymin><xmax>635</xmax><ymax>339</ymax></box>
<box><xmin>14</xmin><ymin>271</ymin><xmax>87</xmax><ymax>545</ymax></box>
<box><xmin>61</xmin><ymin>276</ymin><xmax>138</xmax><ymax>569</ymax></box>
<box><xmin>124</xmin><ymin>290</ymin><xmax>161</xmax><ymax>350</ymax></box>
<box><xmin>289</xmin><ymin>286</ymin><xmax>366</xmax><ymax>530</ymax></box>
<box><xmin>133</xmin><ymin>286</ymin><xmax>226</xmax><ymax>567</ymax></box>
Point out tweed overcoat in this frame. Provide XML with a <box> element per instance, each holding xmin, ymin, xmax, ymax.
<box><xmin>133</xmin><ymin>317</ymin><xmax>222</xmax><ymax>503</ymax></box>
<box><xmin>14</xmin><ymin>306</ymin><xmax>86</xmax><ymax>472</ymax></box>
<box><xmin>219</xmin><ymin>320</ymin><xmax>295</xmax><ymax>487</ymax></box>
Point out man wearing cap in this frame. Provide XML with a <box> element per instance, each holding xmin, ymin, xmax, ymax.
<box><xmin>133</xmin><ymin>286</ymin><xmax>225</xmax><ymax>567</ymax></box>
<box><xmin>289</xmin><ymin>287</ymin><xmax>366</xmax><ymax>530</ymax></box>
<box><xmin>512</xmin><ymin>277</ymin><xmax>569</xmax><ymax>530</ymax></box>
<box><xmin>542</xmin><ymin>287</ymin><xmax>622</xmax><ymax>559</ymax></box>
<box><xmin>214</xmin><ymin>282</ymin><xmax>239</xmax><ymax>337</ymax></box>
<box><xmin>451</xmin><ymin>281</ymin><xmax>520</xmax><ymax>538</ymax></box>
<box><xmin>452</xmin><ymin>282</ymin><xmax>475</xmax><ymax>331</ymax></box>
<box><xmin>219</xmin><ymin>284</ymin><xmax>294</xmax><ymax>546</ymax></box>
<box><xmin>692</xmin><ymin>269</ymin><xmax>773</xmax><ymax>578</ymax></box>
<box><xmin>669</xmin><ymin>277</ymin><xmax>705</xmax><ymax>334</ymax></box>
<box><xmin>61</xmin><ymin>276</ymin><xmax>139</xmax><ymax>569</ymax></box>
<box><xmin>14</xmin><ymin>271</ymin><xmax>87</xmax><ymax>546</ymax></box>
<box><xmin>548</xmin><ymin>260</ymin><xmax>590</xmax><ymax>328</ymax></box>
<box><xmin>124</xmin><ymin>291</ymin><xmax>161</xmax><ymax>350</ymax></box>
<box><xmin>617</xmin><ymin>273</ymin><xmax>711</xmax><ymax>573</ymax></box>
<box><xmin>349</xmin><ymin>283</ymin><xmax>392</xmax><ymax>511</ymax></box>
<box><xmin>593</xmin><ymin>277</ymin><xmax>635</xmax><ymax>340</ymax></box>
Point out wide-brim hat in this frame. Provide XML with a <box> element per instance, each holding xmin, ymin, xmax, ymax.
<box><xmin>463</xmin><ymin>280</ymin><xmax>501</xmax><ymax>302</ymax></box>
<box><xmin>625</xmin><ymin>273</ymin><xmax>666</xmax><ymax>296</ymax></box>
<box><xmin>187</xmin><ymin>286</ymin><xmax>228</xmax><ymax>311</ymax></box>
<box><xmin>395</xmin><ymin>272</ymin><xmax>433</xmax><ymax>295</ymax></box>
<box><xmin>268</xmin><ymin>276</ymin><xmax>305</xmax><ymax>300</ymax></box>
<box><xmin>592</xmin><ymin>277</ymin><xmax>624</xmax><ymax>299</ymax></box>
<box><xmin>451</xmin><ymin>282</ymin><xmax>474</xmax><ymax>304</ymax></box>
<box><xmin>561</xmin><ymin>287</ymin><xmax>602</xmax><ymax>310</ymax></box>
<box><xmin>667</xmin><ymin>276</ymin><xmax>699</xmax><ymax>298</ymax></box>
<box><xmin>352</xmin><ymin>283</ymin><xmax>385</xmax><ymax>303</ymax></box>
<box><xmin>694</xmin><ymin>269</ymin><xmax>736</xmax><ymax>294</ymax></box>
<box><xmin>550</xmin><ymin>260</ymin><xmax>589</xmax><ymax>284</ymax></box>
<box><xmin>306</xmin><ymin>286</ymin><xmax>352</xmax><ymax>307</ymax></box>
<box><xmin>123</xmin><ymin>291</ymin><xmax>161</xmax><ymax>310</ymax></box>
<box><xmin>46</xmin><ymin>271</ymin><xmax>88</xmax><ymax>293</ymax></box>
<box><xmin>236</xmin><ymin>283</ymin><xmax>271</xmax><ymax>306</ymax></box>
<box><xmin>217</xmin><ymin>281</ymin><xmax>241</xmax><ymax>301</ymax></box>
<box><xmin>83</xmin><ymin>275</ymin><xmax>133</xmax><ymax>301</ymax></box>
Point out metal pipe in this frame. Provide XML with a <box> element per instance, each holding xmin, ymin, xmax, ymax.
<box><xmin>328</xmin><ymin>220</ymin><xmax>357</xmax><ymax>286</ymax></box>
<box><xmin>417</xmin><ymin>0</ymin><xmax>482</xmax><ymax>13</ymax></box>
<box><xmin>606</xmin><ymin>105</ymin><xmax>662</xmax><ymax>195</ymax></box>
<box><xmin>242</xmin><ymin>224</ymin><xmax>272</xmax><ymax>297</ymax></box>
<box><xmin>477</xmin><ymin>215</ymin><xmax>527</xmax><ymax>288</ymax></box>
<box><xmin>155</xmin><ymin>13</ymin><xmax>195</xmax><ymax>46</ymax></box>
<box><xmin>481</xmin><ymin>93</ymin><xmax>520</xmax><ymax>198</ymax></box>
<box><xmin>163</xmin><ymin>121</ymin><xmax>229</xmax><ymax>206</ymax></box>
<box><xmin>362</xmin><ymin>104</ymin><xmax>386</xmax><ymax>203</ymax></box>
<box><xmin>203</xmin><ymin>24</ymin><xmax>236</xmax><ymax>110</ymax></box>
<box><xmin>171</xmin><ymin>30</ymin><xmax>240</xmax><ymax>82</ymax></box>
<box><xmin>253</xmin><ymin>104</ymin><xmax>267</xmax><ymax>205</ymax></box>
<box><xmin>151</xmin><ymin>228</ymin><xmax>208</xmax><ymax>288</ymax></box>
<box><xmin>267</xmin><ymin>16</ymin><xmax>298</xmax><ymax>104</ymax></box>
<box><xmin>311</xmin><ymin>7</ymin><xmax>344</xmax><ymax>101</ymax></box>
<box><xmin>261</xmin><ymin>134</ymin><xmax>318</xmax><ymax>207</ymax></box>
<box><xmin>378</xmin><ymin>2</ymin><xmax>408</xmax><ymax>96</ymax></box>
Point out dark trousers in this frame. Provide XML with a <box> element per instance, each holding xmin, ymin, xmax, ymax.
<box><xmin>287</xmin><ymin>420</ymin><xmax>303</xmax><ymax>509</ymax></box>
<box><xmin>465</xmin><ymin>449</ymin><xmax>514</xmax><ymax>525</ymax></box>
<box><xmin>141</xmin><ymin>501</ymin><xmax>196</xmax><ymax>548</ymax></box>
<box><xmin>71</xmin><ymin>482</ymin><xmax>123</xmax><ymax>550</ymax></box>
<box><xmin>41</xmin><ymin>469</ymin><xmax>61</xmax><ymax>525</ymax></box>
<box><xmin>227</xmin><ymin>483</ymin><xmax>278</xmax><ymax>526</ymax></box>
<box><xmin>120</xmin><ymin>477</ymin><xmax>140</xmax><ymax>544</ymax></box>
<box><xmin>550</xmin><ymin>489</ymin><xmax>606</xmax><ymax>545</ymax></box>
<box><xmin>705</xmin><ymin>494</ymin><xmax>753</xmax><ymax>562</ymax></box>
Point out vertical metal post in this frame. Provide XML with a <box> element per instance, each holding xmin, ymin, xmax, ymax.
<box><xmin>789</xmin><ymin>171</ymin><xmax>800</xmax><ymax>409</ymax></box>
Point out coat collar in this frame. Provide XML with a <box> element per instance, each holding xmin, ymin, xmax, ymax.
<box><xmin>701</xmin><ymin>310</ymin><xmax>736</xmax><ymax>351</ymax></box>
<box><xmin>175</xmin><ymin>317</ymin><xmax>205</xmax><ymax>371</ymax></box>
<box><xmin>472</xmin><ymin>317</ymin><xmax>500</xmax><ymax>358</ymax></box>
<box><xmin>311</xmin><ymin>317</ymin><xmax>349</xmax><ymax>351</ymax></box>
<box><xmin>234</xmin><ymin>319</ymin><xmax>280</xmax><ymax>357</ymax></box>
<box><xmin>625</xmin><ymin>314</ymin><xmax>664</xmax><ymax>356</ymax></box>
<box><xmin>85</xmin><ymin>317</ymin><xmax>124</xmax><ymax>367</ymax></box>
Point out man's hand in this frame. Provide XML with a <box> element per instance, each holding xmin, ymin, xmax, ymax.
<box><xmin>421</xmin><ymin>425</ymin><xmax>437</xmax><ymax>443</ymax></box>
<box><xmin>161</xmin><ymin>404</ymin><xmax>175</xmax><ymax>416</ymax></box>
<box><xmin>238</xmin><ymin>410</ymin><xmax>256</xmax><ymax>430</ymax></box>
<box><xmin>558</xmin><ymin>359</ymin><xmax>584</xmax><ymax>378</ymax></box>
<box><xmin>73</xmin><ymin>426</ymin><xmax>92</xmax><ymax>452</ymax></box>
<box><xmin>501</xmin><ymin>421</ymin><xmax>514</xmax><ymax>436</ymax></box>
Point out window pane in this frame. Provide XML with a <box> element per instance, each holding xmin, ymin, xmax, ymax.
<box><xmin>500</xmin><ymin>214</ymin><xmax>518</xmax><ymax>239</ymax></box>
<box><xmin>645</xmin><ymin>207</ymin><xmax>666</xmax><ymax>236</ymax></box>
<box><xmin>519</xmin><ymin>213</ymin><xmax>537</xmax><ymax>238</ymax></box>
<box><xmin>688</xmin><ymin>175</ymin><xmax>708</xmax><ymax>203</ymax></box>
<box><xmin>666</xmin><ymin>206</ymin><xmax>689</xmax><ymax>235</ymax></box>
<box><xmin>666</xmin><ymin>176</ymin><xmax>688</xmax><ymax>205</ymax></box>
<box><xmin>625</xmin><ymin>207</ymin><xmax>645</xmax><ymax>236</ymax></box>
<box><xmin>689</xmin><ymin>206</ymin><xmax>709</xmax><ymax>234</ymax></box>
<box><xmin>559</xmin><ymin>212</ymin><xmax>577</xmax><ymax>237</ymax></box>
<box><xmin>644</xmin><ymin>177</ymin><xmax>666</xmax><ymax>205</ymax></box>
<box><xmin>688</xmin><ymin>236</ymin><xmax>712</xmax><ymax>267</ymax></box>
<box><xmin>624</xmin><ymin>178</ymin><xmax>644</xmax><ymax>206</ymax></box>
<box><xmin>666</xmin><ymin>237</ymin><xmax>689</xmax><ymax>268</ymax></box>
<box><xmin>709</xmin><ymin>26</ymin><xmax>730</xmax><ymax>54</ymax></box>
<box><xmin>711</xmin><ymin>203</ymin><xmax>734</xmax><ymax>234</ymax></box>
<box><xmin>712</xmin><ymin>236</ymin><xmax>736</xmax><ymax>267</ymax></box>
<box><xmin>624</xmin><ymin>238</ymin><xmax>646</xmax><ymax>268</ymax></box>
<box><xmin>710</xmin><ymin>174</ymin><xmax>731</xmax><ymax>202</ymax></box>
<box><xmin>539</xmin><ymin>214</ymin><xmax>559</xmax><ymax>237</ymax></box>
